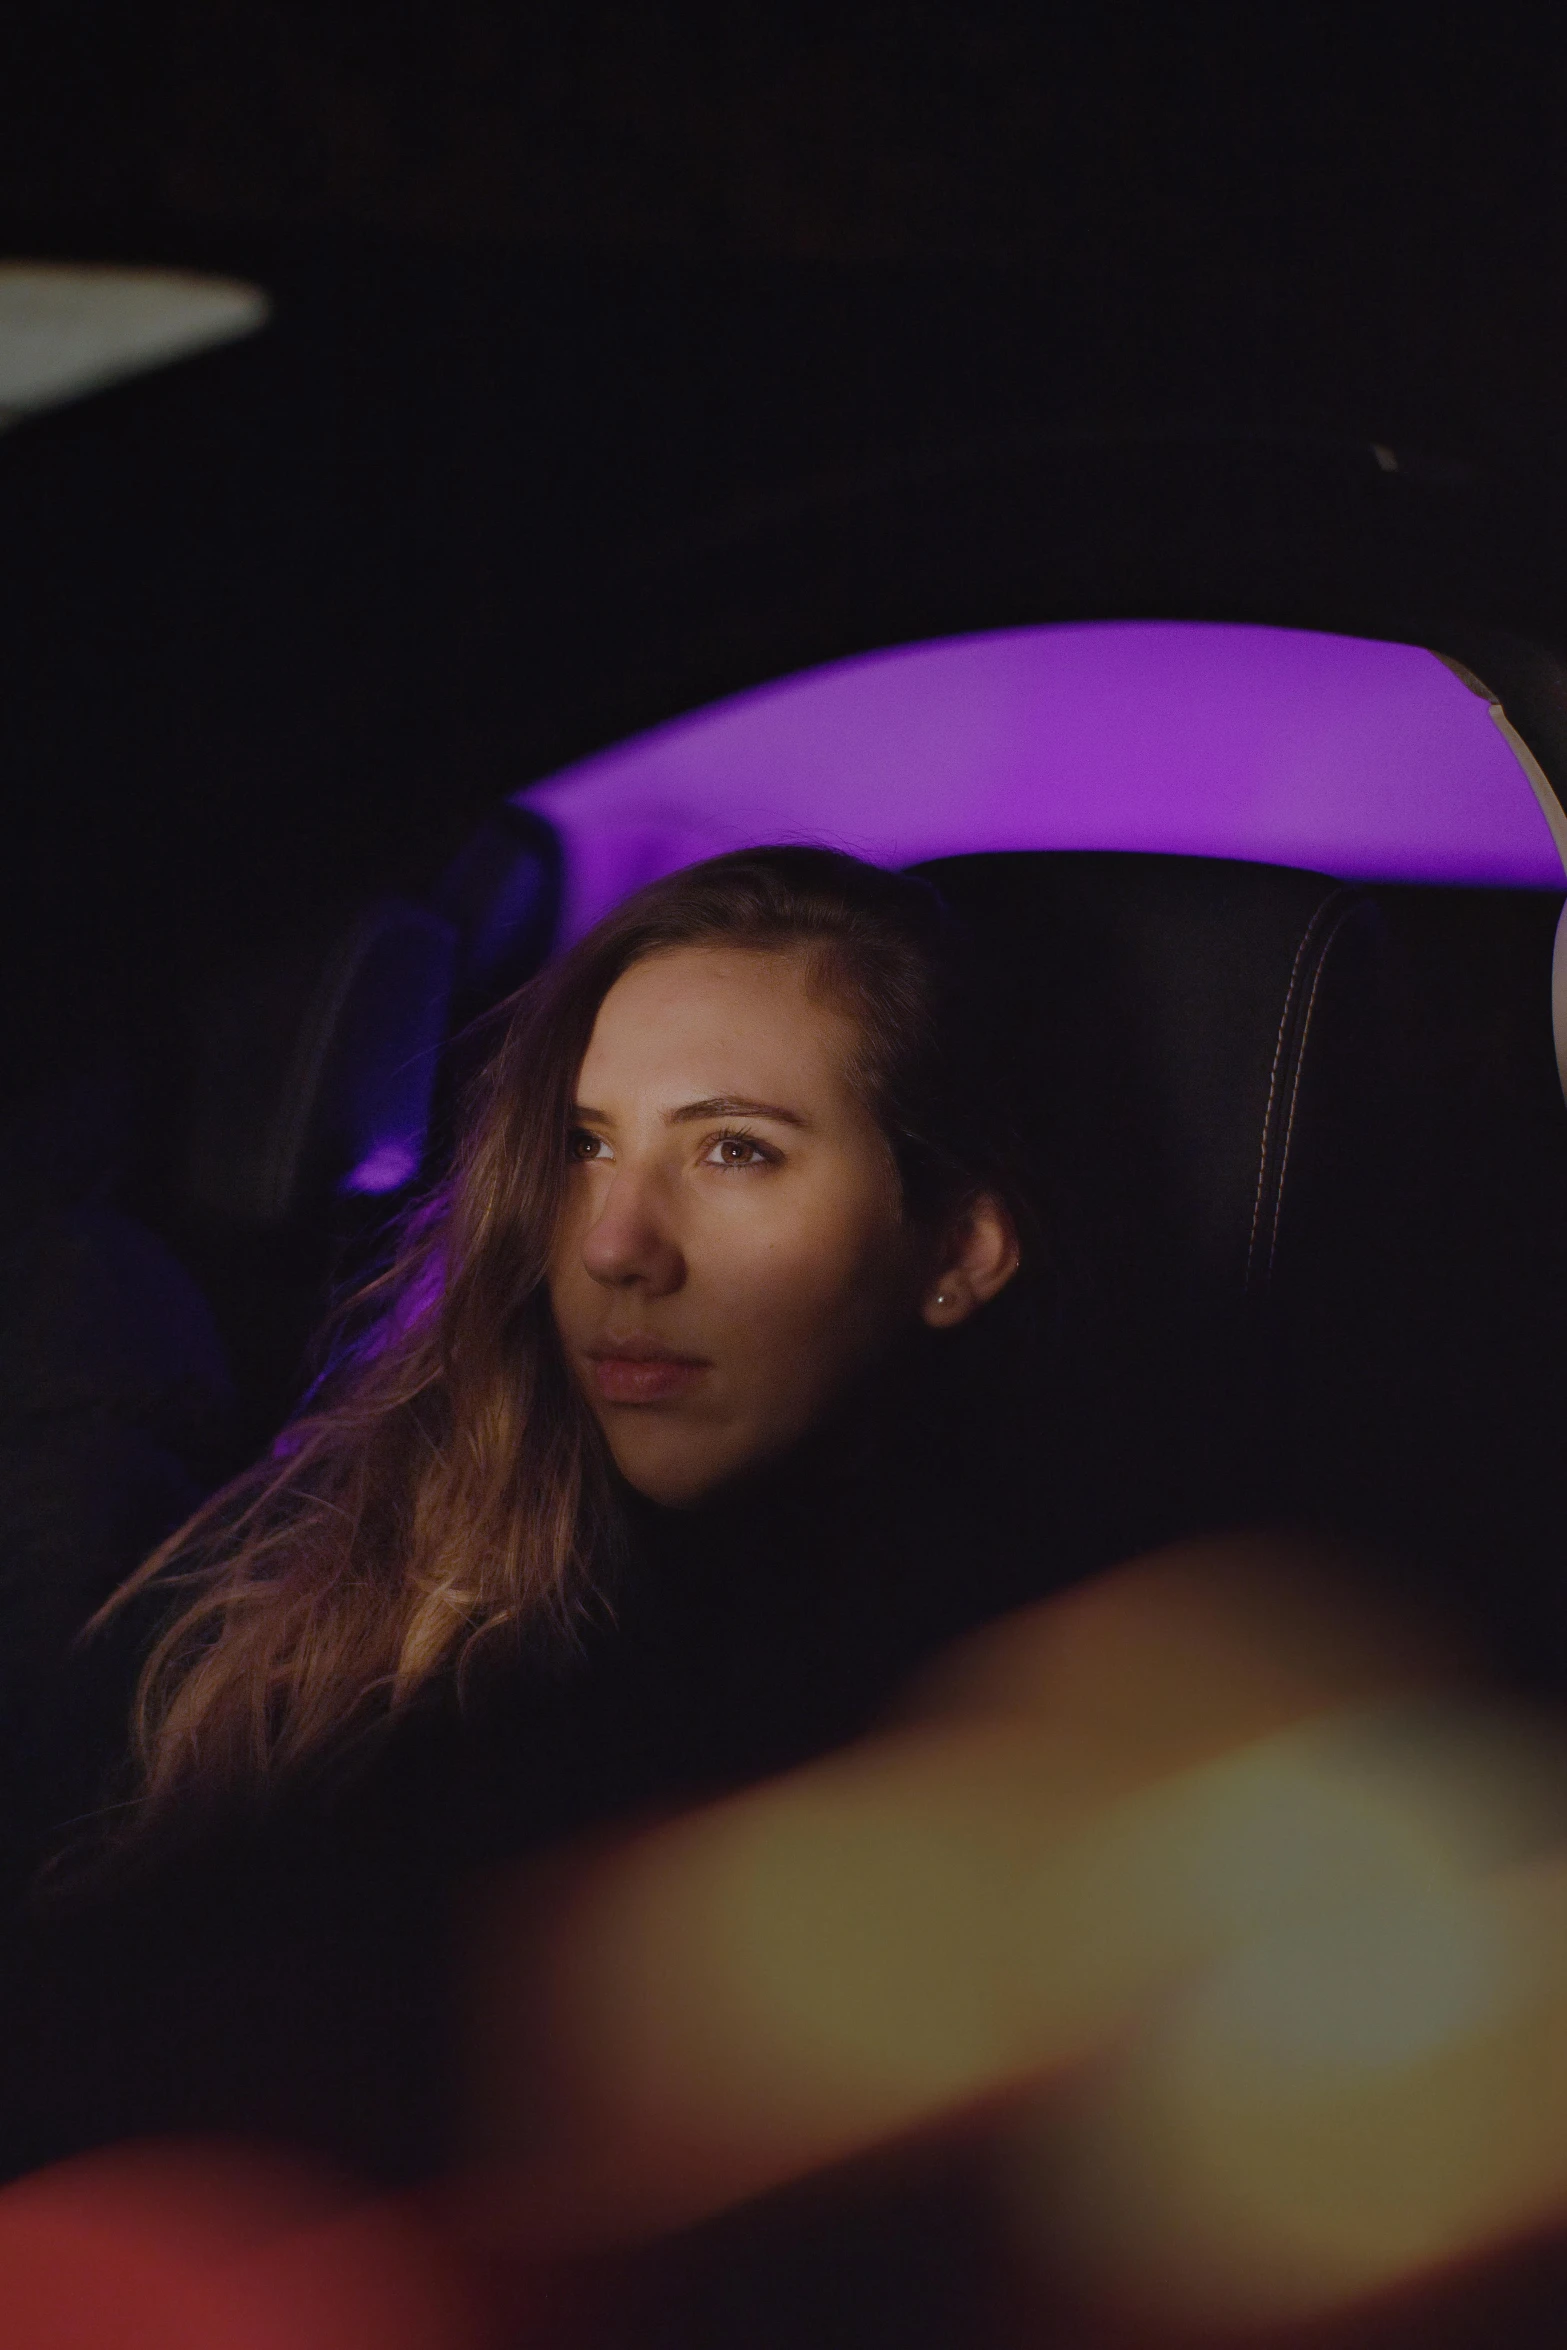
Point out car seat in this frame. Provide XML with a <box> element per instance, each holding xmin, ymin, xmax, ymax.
<box><xmin>908</xmin><ymin>850</ymin><xmax>1400</xmax><ymax>1578</ymax></box>
<box><xmin>917</xmin><ymin>851</ymin><xmax>1567</xmax><ymax>1684</ymax></box>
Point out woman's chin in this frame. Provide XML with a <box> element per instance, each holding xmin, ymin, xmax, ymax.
<box><xmin>612</xmin><ymin>1443</ymin><xmax>736</xmax><ymax>1513</ymax></box>
<box><xmin>606</xmin><ymin>1379</ymin><xmax>882</xmax><ymax>1511</ymax></box>
<box><xmin>612</xmin><ymin>1430</ymin><xmax>796</xmax><ymax>1514</ymax></box>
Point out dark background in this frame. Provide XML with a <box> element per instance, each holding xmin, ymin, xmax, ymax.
<box><xmin>3</xmin><ymin>2</ymin><xmax>1565</xmax><ymax>1104</ymax></box>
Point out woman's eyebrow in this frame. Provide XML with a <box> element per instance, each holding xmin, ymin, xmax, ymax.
<box><xmin>668</xmin><ymin>1095</ymin><xmax>811</xmax><ymax>1130</ymax></box>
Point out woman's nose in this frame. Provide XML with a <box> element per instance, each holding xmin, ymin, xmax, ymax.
<box><xmin>580</xmin><ymin>1170</ymin><xmax>686</xmax><ymax>1294</ymax></box>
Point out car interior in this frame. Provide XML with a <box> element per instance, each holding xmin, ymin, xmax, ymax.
<box><xmin>8</xmin><ymin>30</ymin><xmax>1567</xmax><ymax>2338</ymax></box>
<box><xmin>65</xmin><ymin>620</ymin><xmax>1564</xmax><ymax>1733</ymax></box>
<box><xmin>13</xmin><ymin>612</ymin><xmax>1554</xmax><ymax>2346</ymax></box>
<box><xmin>5</xmin><ymin>501</ymin><xmax>1567</xmax><ymax>2349</ymax></box>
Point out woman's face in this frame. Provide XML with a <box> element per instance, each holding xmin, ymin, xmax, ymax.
<box><xmin>548</xmin><ymin>944</ymin><xmax>927</xmax><ymax>1508</ymax></box>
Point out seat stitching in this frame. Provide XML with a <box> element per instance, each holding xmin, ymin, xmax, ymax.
<box><xmin>1265</xmin><ymin>898</ymin><xmax>1364</xmax><ymax>1285</ymax></box>
<box><xmin>1246</xmin><ymin>906</ymin><xmax>1328</xmax><ymax>1288</ymax></box>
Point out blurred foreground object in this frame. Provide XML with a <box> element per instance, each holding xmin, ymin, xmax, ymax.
<box><xmin>451</xmin><ymin>1539</ymin><xmax>1567</xmax><ymax>2340</ymax></box>
<box><xmin>10</xmin><ymin>1542</ymin><xmax>1567</xmax><ymax>2347</ymax></box>
<box><xmin>0</xmin><ymin>2140</ymin><xmax>497</xmax><ymax>2350</ymax></box>
<box><xmin>455</xmin><ymin>1546</ymin><xmax>1523</xmax><ymax>2231</ymax></box>
<box><xmin>1002</xmin><ymin>1720</ymin><xmax>1567</xmax><ymax>2335</ymax></box>
<box><xmin>0</xmin><ymin>262</ymin><xmax>268</xmax><ymax>427</ymax></box>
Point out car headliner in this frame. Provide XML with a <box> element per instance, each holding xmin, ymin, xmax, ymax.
<box><xmin>518</xmin><ymin>621</ymin><xmax>1567</xmax><ymax>947</ymax></box>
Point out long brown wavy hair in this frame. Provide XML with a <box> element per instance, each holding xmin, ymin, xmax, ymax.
<box><xmin>89</xmin><ymin>845</ymin><xmax>1025</xmax><ymax>1837</ymax></box>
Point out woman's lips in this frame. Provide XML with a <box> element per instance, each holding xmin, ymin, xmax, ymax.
<box><xmin>586</xmin><ymin>1351</ymin><xmax>710</xmax><ymax>1406</ymax></box>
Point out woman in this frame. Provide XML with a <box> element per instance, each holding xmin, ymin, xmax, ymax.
<box><xmin>0</xmin><ymin>845</ymin><xmax>1040</xmax><ymax>2188</ymax></box>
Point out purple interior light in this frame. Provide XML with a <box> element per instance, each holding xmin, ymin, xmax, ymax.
<box><xmin>341</xmin><ymin>1138</ymin><xmax>421</xmax><ymax>1197</ymax></box>
<box><xmin>520</xmin><ymin>623</ymin><xmax>1566</xmax><ymax>941</ymax></box>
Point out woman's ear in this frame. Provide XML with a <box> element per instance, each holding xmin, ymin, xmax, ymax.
<box><xmin>919</xmin><ymin>1191</ymin><xmax>1021</xmax><ymax>1328</ymax></box>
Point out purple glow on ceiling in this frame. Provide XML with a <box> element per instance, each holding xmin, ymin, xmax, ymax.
<box><xmin>519</xmin><ymin>622</ymin><xmax>1566</xmax><ymax>942</ymax></box>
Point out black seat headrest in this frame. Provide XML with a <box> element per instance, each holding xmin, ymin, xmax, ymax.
<box><xmin>914</xmin><ymin>850</ymin><xmax>1389</xmax><ymax>1307</ymax></box>
<box><xmin>910</xmin><ymin>851</ymin><xmax>1395</xmax><ymax>1557</ymax></box>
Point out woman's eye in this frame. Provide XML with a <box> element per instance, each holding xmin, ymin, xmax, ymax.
<box><xmin>705</xmin><ymin>1133</ymin><xmax>772</xmax><ymax>1169</ymax></box>
<box><xmin>569</xmin><ymin>1129</ymin><xmax>610</xmax><ymax>1162</ymax></box>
